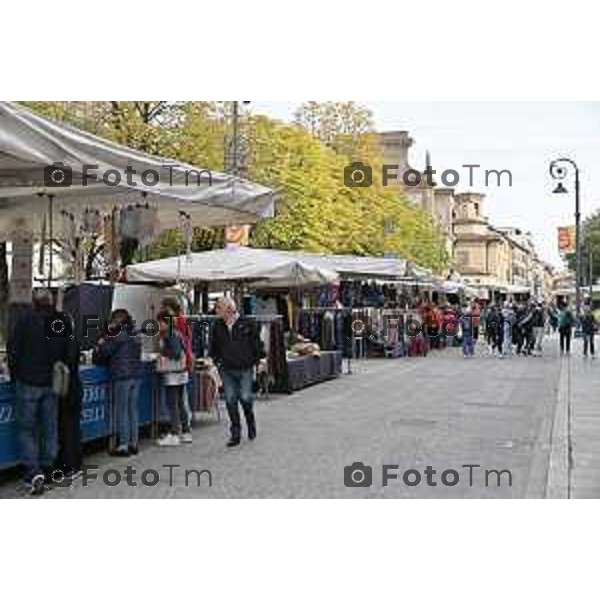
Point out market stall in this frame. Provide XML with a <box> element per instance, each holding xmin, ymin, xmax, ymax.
<box><xmin>127</xmin><ymin>247</ymin><xmax>343</xmax><ymax>394</ymax></box>
<box><xmin>0</xmin><ymin>102</ymin><xmax>275</xmax><ymax>472</ymax></box>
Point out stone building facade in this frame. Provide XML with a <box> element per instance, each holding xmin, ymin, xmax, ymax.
<box><xmin>377</xmin><ymin>129</ymin><xmax>554</xmax><ymax>297</ymax></box>
<box><xmin>378</xmin><ymin>131</ymin><xmax>455</xmax><ymax>259</ymax></box>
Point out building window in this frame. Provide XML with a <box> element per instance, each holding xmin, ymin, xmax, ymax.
<box><xmin>474</xmin><ymin>202</ymin><xmax>479</xmax><ymax>216</ymax></box>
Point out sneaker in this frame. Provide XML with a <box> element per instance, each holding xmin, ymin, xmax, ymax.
<box><xmin>226</xmin><ymin>437</ymin><xmax>241</xmax><ymax>448</ymax></box>
<box><xmin>29</xmin><ymin>474</ymin><xmax>45</xmax><ymax>496</ymax></box>
<box><xmin>180</xmin><ymin>432</ymin><xmax>193</xmax><ymax>444</ymax></box>
<box><xmin>110</xmin><ymin>447</ymin><xmax>130</xmax><ymax>457</ymax></box>
<box><xmin>157</xmin><ymin>434</ymin><xmax>180</xmax><ymax>447</ymax></box>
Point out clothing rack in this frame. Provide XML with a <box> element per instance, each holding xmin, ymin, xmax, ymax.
<box><xmin>298</xmin><ymin>307</ymin><xmax>357</xmax><ymax>373</ymax></box>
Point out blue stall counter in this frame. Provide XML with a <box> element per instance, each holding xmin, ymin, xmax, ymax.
<box><xmin>0</xmin><ymin>381</ymin><xmax>19</xmax><ymax>470</ymax></box>
<box><xmin>0</xmin><ymin>363</ymin><xmax>157</xmax><ymax>471</ymax></box>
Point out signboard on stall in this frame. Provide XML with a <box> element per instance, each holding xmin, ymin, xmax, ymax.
<box><xmin>0</xmin><ymin>383</ymin><xmax>18</xmax><ymax>469</ymax></box>
<box><xmin>79</xmin><ymin>368</ymin><xmax>111</xmax><ymax>442</ymax></box>
<box><xmin>558</xmin><ymin>226</ymin><xmax>576</xmax><ymax>255</ymax></box>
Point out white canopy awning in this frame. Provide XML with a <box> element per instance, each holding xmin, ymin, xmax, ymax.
<box><xmin>0</xmin><ymin>102</ymin><xmax>274</xmax><ymax>239</ymax></box>
<box><xmin>127</xmin><ymin>246</ymin><xmax>412</xmax><ymax>286</ymax></box>
<box><xmin>292</xmin><ymin>251</ymin><xmax>407</xmax><ymax>280</ymax></box>
<box><xmin>126</xmin><ymin>246</ymin><xmax>339</xmax><ymax>288</ymax></box>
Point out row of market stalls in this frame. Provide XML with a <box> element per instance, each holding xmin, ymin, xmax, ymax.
<box><xmin>123</xmin><ymin>246</ymin><xmax>472</xmax><ymax>394</ymax></box>
<box><xmin>0</xmin><ymin>101</ymin><xmax>472</xmax><ymax>473</ymax></box>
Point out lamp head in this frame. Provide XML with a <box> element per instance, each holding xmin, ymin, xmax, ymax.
<box><xmin>553</xmin><ymin>182</ymin><xmax>569</xmax><ymax>194</ymax></box>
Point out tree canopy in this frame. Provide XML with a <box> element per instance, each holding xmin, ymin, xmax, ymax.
<box><xmin>20</xmin><ymin>101</ymin><xmax>449</xmax><ymax>274</ymax></box>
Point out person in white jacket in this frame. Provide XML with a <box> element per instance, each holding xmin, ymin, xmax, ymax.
<box><xmin>501</xmin><ymin>302</ymin><xmax>515</xmax><ymax>357</ymax></box>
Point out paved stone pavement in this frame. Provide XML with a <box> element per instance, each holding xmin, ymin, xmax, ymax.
<box><xmin>2</xmin><ymin>340</ymin><xmax>572</xmax><ymax>499</ymax></box>
<box><xmin>558</xmin><ymin>340</ymin><xmax>600</xmax><ymax>499</ymax></box>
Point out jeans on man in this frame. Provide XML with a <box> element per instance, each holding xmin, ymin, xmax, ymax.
<box><xmin>15</xmin><ymin>383</ymin><xmax>58</xmax><ymax>483</ymax></box>
<box><xmin>113</xmin><ymin>378</ymin><xmax>141</xmax><ymax>451</ymax></box>
<box><xmin>221</xmin><ymin>368</ymin><xmax>255</xmax><ymax>440</ymax></box>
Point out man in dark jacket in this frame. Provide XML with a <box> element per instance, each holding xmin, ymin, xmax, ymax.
<box><xmin>210</xmin><ymin>297</ymin><xmax>262</xmax><ymax>447</ymax></box>
<box><xmin>93</xmin><ymin>309</ymin><xmax>142</xmax><ymax>456</ymax></box>
<box><xmin>531</xmin><ymin>303</ymin><xmax>545</xmax><ymax>356</ymax></box>
<box><xmin>580</xmin><ymin>305</ymin><xmax>597</xmax><ymax>358</ymax></box>
<box><xmin>7</xmin><ymin>289</ymin><xmax>69</xmax><ymax>494</ymax></box>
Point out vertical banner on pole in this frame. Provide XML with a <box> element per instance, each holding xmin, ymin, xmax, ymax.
<box><xmin>558</xmin><ymin>225</ymin><xmax>576</xmax><ymax>255</ymax></box>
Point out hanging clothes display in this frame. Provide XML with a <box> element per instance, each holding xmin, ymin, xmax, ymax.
<box><xmin>82</xmin><ymin>208</ymin><xmax>103</xmax><ymax>235</ymax></box>
<box><xmin>298</xmin><ymin>309</ymin><xmax>354</xmax><ymax>359</ymax></box>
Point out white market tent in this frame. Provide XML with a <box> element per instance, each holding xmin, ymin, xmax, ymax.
<box><xmin>126</xmin><ymin>246</ymin><xmax>410</xmax><ymax>287</ymax></box>
<box><xmin>0</xmin><ymin>102</ymin><xmax>274</xmax><ymax>239</ymax></box>
<box><xmin>127</xmin><ymin>246</ymin><xmax>340</xmax><ymax>288</ymax></box>
<box><xmin>436</xmin><ymin>279</ymin><xmax>479</xmax><ymax>297</ymax></box>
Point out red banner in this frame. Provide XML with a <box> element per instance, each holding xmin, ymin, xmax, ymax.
<box><xmin>557</xmin><ymin>226</ymin><xmax>575</xmax><ymax>254</ymax></box>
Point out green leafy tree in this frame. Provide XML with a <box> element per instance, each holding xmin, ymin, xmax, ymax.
<box><xmin>19</xmin><ymin>101</ymin><xmax>449</xmax><ymax>277</ymax></box>
<box><xmin>567</xmin><ymin>210</ymin><xmax>600</xmax><ymax>285</ymax></box>
<box><xmin>248</xmin><ymin>114</ymin><xmax>448</xmax><ymax>271</ymax></box>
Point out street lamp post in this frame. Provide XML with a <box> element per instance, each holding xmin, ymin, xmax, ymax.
<box><xmin>589</xmin><ymin>245</ymin><xmax>593</xmax><ymax>300</ymax></box>
<box><xmin>550</xmin><ymin>158</ymin><xmax>581</xmax><ymax>316</ymax></box>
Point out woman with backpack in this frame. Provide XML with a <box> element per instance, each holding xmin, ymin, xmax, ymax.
<box><xmin>156</xmin><ymin>315</ymin><xmax>191</xmax><ymax>447</ymax></box>
<box><xmin>558</xmin><ymin>303</ymin><xmax>575</xmax><ymax>355</ymax></box>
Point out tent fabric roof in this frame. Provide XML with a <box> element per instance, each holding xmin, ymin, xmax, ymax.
<box><xmin>0</xmin><ymin>102</ymin><xmax>274</xmax><ymax>239</ymax></box>
<box><xmin>126</xmin><ymin>246</ymin><xmax>339</xmax><ymax>288</ymax></box>
<box><xmin>126</xmin><ymin>246</ymin><xmax>411</xmax><ymax>286</ymax></box>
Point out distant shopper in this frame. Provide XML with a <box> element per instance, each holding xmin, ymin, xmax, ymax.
<box><xmin>485</xmin><ymin>305</ymin><xmax>502</xmax><ymax>356</ymax></box>
<box><xmin>93</xmin><ymin>309</ymin><xmax>142</xmax><ymax>457</ymax></box>
<box><xmin>580</xmin><ymin>305</ymin><xmax>597</xmax><ymax>358</ymax></box>
<box><xmin>210</xmin><ymin>297</ymin><xmax>263</xmax><ymax>447</ymax></box>
<box><xmin>471</xmin><ymin>300</ymin><xmax>481</xmax><ymax>342</ymax></box>
<box><xmin>461</xmin><ymin>305</ymin><xmax>475</xmax><ymax>358</ymax></box>
<box><xmin>156</xmin><ymin>315</ymin><xmax>190</xmax><ymax>446</ymax></box>
<box><xmin>501</xmin><ymin>302</ymin><xmax>515</xmax><ymax>357</ymax></box>
<box><xmin>531</xmin><ymin>303</ymin><xmax>545</xmax><ymax>356</ymax></box>
<box><xmin>557</xmin><ymin>304</ymin><xmax>575</xmax><ymax>355</ymax></box>
<box><xmin>7</xmin><ymin>289</ymin><xmax>69</xmax><ymax>495</ymax></box>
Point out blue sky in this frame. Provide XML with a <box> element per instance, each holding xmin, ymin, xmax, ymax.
<box><xmin>250</xmin><ymin>102</ymin><xmax>600</xmax><ymax>267</ymax></box>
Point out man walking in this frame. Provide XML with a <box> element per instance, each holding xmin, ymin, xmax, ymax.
<box><xmin>580</xmin><ymin>305</ymin><xmax>597</xmax><ymax>359</ymax></box>
<box><xmin>531</xmin><ymin>303</ymin><xmax>545</xmax><ymax>356</ymax></box>
<box><xmin>461</xmin><ymin>305</ymin><xmax>475</xmax><ymax>358</ymax></box>
<box><xmin>7</xmin><ymin>289</ymin><xmax>70</xmax><ymax>495</ymax></box>
<box><xmin>501</xmin><ymin>302</ymin><xmax>515</xmax><ymax>357</ymax></box>
<box><xmin>558</xmin><ymin>303</ymin><xmax>575</xmax><ymax>355</ymax></box>
<box><xmin>210</xmin><ymin>297</ymin><xmax>263</xmax><ymax>447</ymax></box>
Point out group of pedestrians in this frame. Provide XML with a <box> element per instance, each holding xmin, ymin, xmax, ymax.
<box><xmin>480</xmin><ymin>301</ymin><xmax>546</xmax><ymax>358</ymax></box>
<box><xmin>461</xmin><ymin>300</ymin><xmax>597</xmax><ymax>359</ymax></box>
<box><xmin>93</xmin><ymin>295</ymin><xmax>263</xmax><ymax>454</ymax></box>
<box><xmin>7</xmin><ymin>290</ymin><xmax>263</xmax><ymax>495</ymax></box>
